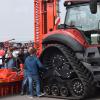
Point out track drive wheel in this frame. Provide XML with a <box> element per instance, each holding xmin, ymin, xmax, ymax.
<box><xmin>70</xmin><ymin>78</ymin><xmax>85</xmax><ymax>97</ymax></box>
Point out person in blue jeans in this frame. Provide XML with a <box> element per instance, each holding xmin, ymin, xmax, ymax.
<box><xmin>22</xmin><ymin>47</ymin><xmax>44</xmax><ymax>98</ymax></box>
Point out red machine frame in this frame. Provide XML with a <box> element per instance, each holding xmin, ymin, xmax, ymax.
<box><xmin>34</xmin><ymin>0</ymin><xmax>60</xmax><ymax>55</ymax></box>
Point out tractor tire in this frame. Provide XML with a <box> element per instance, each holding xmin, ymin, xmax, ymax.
<box><xmin>40</xmin><ymin>44</ymin><xmax>94</xmax><ymax>99</ymax></box>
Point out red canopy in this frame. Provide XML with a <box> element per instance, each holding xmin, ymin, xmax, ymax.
<box><xmin>0</xmin><ymin>50</ymin><xmax>5</xmax><ymax>56</ymax></box>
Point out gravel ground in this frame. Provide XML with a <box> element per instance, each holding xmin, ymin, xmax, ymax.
<box><xmin>0</xmin><ymin>95</ymin><xmax>63</xmax><ymax>100</ymax></box>
<box><xmin>1</xmin><ymin>89</ymin><xmax>100</xmax><ymax>100</ymax></box>
<box><xmin>1</xmin><ymin>95</ymin><xmax>100</xmax><ymax>100</ymax></box>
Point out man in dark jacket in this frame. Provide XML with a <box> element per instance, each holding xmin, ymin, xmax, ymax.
<box><xmin>22</xmin><ymin>47</ymin><xmax>44</xmax><ymax>98</ymax></box>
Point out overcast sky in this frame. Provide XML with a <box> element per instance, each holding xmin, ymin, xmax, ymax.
<box><xmin>0</xmin><ymin>0</ymin><xmax>65</xmax><ymax>42</ymax></box>
<box><xmin>0</xmin><ymin>0</ymin><xmax>34</xmax><ymax>42</ymax></box>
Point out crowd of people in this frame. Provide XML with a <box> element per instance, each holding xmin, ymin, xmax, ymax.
<box><xmin>0</xmin><ymin>46</ymin><xmax>28</xmax><ymax>69</ymax></box>
<box><xmin>0</xmin><ymin>46</ymin><xmax>46</xmax><ymax>98</ymax></box>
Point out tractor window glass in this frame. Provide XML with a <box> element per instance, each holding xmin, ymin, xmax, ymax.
<box><xmin>65</xmin><ymin>4</ymin><xmax>100</xmax><ymax>31</ymax></box>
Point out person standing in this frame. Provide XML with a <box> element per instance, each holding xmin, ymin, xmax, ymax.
<box><xmin>16</xmin><ymin>48</ymin><xmax>25</xmax><ymax>69</ymax></box>
<box><xmin>5</xmin><ymin>52</ymin><xmax>16</xmax><ymax>69</ymax></box>
<box><xmin>0</xmin><ymin>50</ymin><xmax>5</xmax><ymax>68</ymax></box>
<box><xmin>22</xmin><ymin>47</ymin><xmax>44</xmax><ymax>98</ymax></box>
<box><xmin>20</xmin><ymin>48</ymin><xmax>29</xmax><ymax>95</ymax></box>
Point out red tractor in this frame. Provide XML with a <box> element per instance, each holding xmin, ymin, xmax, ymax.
<box><xmin>34</xmin><ymin>0</ymin><xmax>100</xmax><ymax>99</ymax></box>
<box><xmin>0</xmin><ymin>0</ymin><xmax>98</xmax><ymax>99</ymax></box>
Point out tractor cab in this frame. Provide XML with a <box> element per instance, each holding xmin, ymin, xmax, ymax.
<box><xmin>64</xmin><ymin>0</ymin><xmax>100</xmax><ymax>45</ymax></box>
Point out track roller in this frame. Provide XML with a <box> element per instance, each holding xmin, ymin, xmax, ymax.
<box><xmin>51</xmin><ymin>84</ymin><xmax>59</xmax><ymax>96</ymax></box>
<box><xmin>43</xmin><ymin>86</ymin><xmax>51</xmax><ymax>95</ymax></box>
<box><xmin>60</xmin><ymin>86</ymin><xmax>69</xmax><ymax>97</ymax></box>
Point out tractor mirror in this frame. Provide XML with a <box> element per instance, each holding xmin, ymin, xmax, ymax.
<box><xmin>90</xmin><ymin>0</ymin><xmax>97</xmax><ymax>14</ymax></box>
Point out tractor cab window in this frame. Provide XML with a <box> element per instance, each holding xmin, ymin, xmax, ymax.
<box><xmin>65</xmin><ymin>3</ymin><xmax>100</xmax><ymax>44</ymax></box>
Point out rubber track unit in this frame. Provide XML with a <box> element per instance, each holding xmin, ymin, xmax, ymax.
<box><xmin>41</xmin><ymin>44</ymin><xmax>94</xmax><ymax>100</ymax></box>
